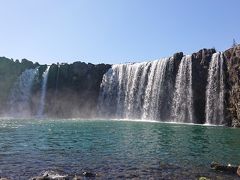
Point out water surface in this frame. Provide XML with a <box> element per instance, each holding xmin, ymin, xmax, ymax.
<box><xmin>0</xmin><ymin>119</ymin><xmax>240</xmax><ymax>179</ymax></box>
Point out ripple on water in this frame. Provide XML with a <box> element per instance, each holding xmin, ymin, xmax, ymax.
<box><xmin>0</xmin><ymin>118</ymin><xmax>239</xmax><ymax>179</ymax></box>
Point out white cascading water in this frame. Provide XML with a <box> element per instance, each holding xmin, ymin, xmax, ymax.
<box><xmin>98</xmin><ymin>62</ymin><xmax>149</xmax><ymax>119</ymax></box>
<box><xmin>205</xmin><ymin>52</ymin><xmax>225</xmax><ymax>125</ymax></box>
<box><xmin>37</xmin><ymin>66</ymin><xmax>50</xmax><ymax>117</ymax></box>
<box><xmin>171</xmin><ymin>55</ymin><xmax>193</xmax><ymax>123</ymax></box>
<box><xmin>142</xmin><ymin>58</ymin><xmax>169</xmax><ymax>120</ymax></box>
<box><xmin>8</xmin><ymin>67</ymin><xmax>39</xmax><ymax>117</ymax></box>
<box><xmin>98</xmin><ymin>58</ymin><xmax>173</xmax><ymax>120</ymax></box>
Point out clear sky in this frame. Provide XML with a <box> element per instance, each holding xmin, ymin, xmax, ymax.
<box><xmin>0</xmin><ymin>0</ymin><xmax>239</xmax><ymax>64</ymax></box>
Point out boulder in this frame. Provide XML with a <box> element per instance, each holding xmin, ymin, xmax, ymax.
<box><xmin>237</xmin><ymin>166</ymin><xmax>240</xmax><ymax>176</ymax></box>
<box><xmin>31</xmin><ymin>170</ymin><xmax>69</xmax><ymax>180</ymax></box>
<box><xmin>211</xmin><ymin>162</ymin><xmax>238</xmax><ymax>174</ymax></box>
<box><xmin>82</xmin><ymin>171</ymin><xmax>96</xmax><ymax>177</ymax></box>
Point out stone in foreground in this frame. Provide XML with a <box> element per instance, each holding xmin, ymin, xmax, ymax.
<box><xmin>211</xmin><ymin>162</ymin><xmax>240</xmax><ymax>176</ymax></box>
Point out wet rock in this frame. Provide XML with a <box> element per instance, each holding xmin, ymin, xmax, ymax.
<box><xmin>225</xmin><ymin>44</ymin><xmax>240</xmax><ymax>127</ymax></box>
<box><xmin>191</xmin><ymin>48</ymin><xmax>216</xmax><ymax>124</ymax></box>
<box><xmin>0</xmin><ymin>178</ymin><xmax>11</xmax><ymax>180</ymax></box>
<box><xmin>72</xmin><ymin>176</ymin><xmax>82</xmax><ymax>180</ymax></box>
<box><xmin>211</xmin><ymin>162</ymin><xmax>238</xmax><ymax>174</ymax></box>
<box><xmin>237</xmin><ymin>166</ymin><xmax>240</xmax><ymax>176</ymax></box>
<box><xmin>0</xmin><ymin>56</ymin><xmax>111</xmax><ymax>118</ymax></box>
<box><xmin>31</xmin><ymin>170</ymin><xmax>69</xmax><ymax>180</ymax></box>
<box><xmin>198</xmin><ymin>177</ymin><xmax>210</xmax><ymax>180</ymax></box>
<box><xmin>82</xmin><ymin>171</ymin><xmax>96</xmax><ymax>177</ymax></box>
<box><xmin>42</xmin><ymin>62</ymin><xmax>111</xmax><ymax>118</ymax></box>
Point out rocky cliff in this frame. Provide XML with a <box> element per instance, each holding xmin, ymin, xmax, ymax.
<box><xmin>0</xmin><ymin>58</ymin><xmax>111</xmax><ymax>118</ymax></box>
<box><xmin>224</xmin><ymin>45</ymin><xmax>240</xmax><ymax>127</ymax></box>
<box><xmin>1</xmin><ymin>45</ymin><xmax>240</xmax><ymax>126</ymax></box>
<box><xmin>191</xmin><ymin>48</ymin><xmax>216</xmax><ymax>124</ymax></box>
<box><xmin>43</xmin><ymin>62</ymin><xmax>111</xmax><ymax>118</ymax></box>
<box><xmin>0</xmin><ymin>57</ymin><xmax>39</xmax><ymax>115</ymax></box>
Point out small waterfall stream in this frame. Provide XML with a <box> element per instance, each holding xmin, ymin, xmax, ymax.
<box><xmin>55</xmin><ymin>63</ymin><xmax>60</xmax><ymax>94</ymax></box>
<box><xmin>171</xmin><ymin>55</ymin><xmax>193</xmax><ymax>123</ymax></box>
<box><xmin>205</xmin><ymin>52</ymin><xmax>225</xmax><ymax>125</ymax></box>
<box><xmin>8</xmin><ymin>67</ymin><xmax>39</xmax><ymax>117</ymax></box>
<box><xmin>37</xmin><ymin>66</ymin><xmax>50</xmax><ymax>117</ymax></box>
<box><xmin>142</xmin><ymin>58</ymin><xmax>169</xmax><ymax>120</ymax></box>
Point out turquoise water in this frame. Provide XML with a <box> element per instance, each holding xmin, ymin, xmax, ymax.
<box><xmin>0</xmin><ymin>119</ymin><xmax>240</xmax><ymax>179</ymax></box>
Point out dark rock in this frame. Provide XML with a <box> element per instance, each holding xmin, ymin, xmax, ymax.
<box><xmin>30</xmin><ymin>61</ymin><xmax>111</xmax><ymax>118</ymax></box>
<box><xmin>191</xmin><ymin>48</ymin><xmax>216</xmax><ymax>124</ymax></box>
<box><xmin>31</xmin><ymin>170</ymin><xmax>69</xmax><ymax>180</ymax></box>
<box><xmin>237</xmin><ymin>166</ymin><xmax>240</xmax><ymax>176</ymax></box>
<box><xmin>172</xmin><ymin>52</ymin><xmax>183</xmax><ymax>78</ymax></box>
<box><xmin>211</xmin><ymin>162</ymin><xmax>238</xmax><ymax>174</ymax></box>
<box><xmin>0</xmin><ymin>55</ymin><xmax>111</xmax><ymax>118</ymax></box>
<box><xmin>82</xmin><ymin>171</ymin><xmax>96</xmax><ymax>177</ymax></box>
<box><xmin>0</xmin><ymin>56</ymin><xmax>38</xmax><ymax>115</ymax></box>
<box><xmin>40</xmin><ymin>62</ymin><xmax>111</xmax><ymax>118</ymax></box>
<box><xmin>224</xmin><ymin>45</ymin><xmax>240</xmax><ymax>127</ymax></box>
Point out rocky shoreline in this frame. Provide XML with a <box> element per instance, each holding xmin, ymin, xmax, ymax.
<box><xmin>1</xmin><ymin>164</ymin><xmax>240</xmax><ymax>180</ymax></box>
<box><xmin>0</xmin><ymin>170</ymin><xmax>99</xmax><ymax>180</ymax></box>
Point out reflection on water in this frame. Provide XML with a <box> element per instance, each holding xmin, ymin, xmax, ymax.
<box><xmin>0</xmin><ymin>119</ymin><xmax>240</xmax><ymax>179</ymax></box>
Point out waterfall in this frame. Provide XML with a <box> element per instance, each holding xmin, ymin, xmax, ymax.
<box><xmin>171</xmin><ymin>55</ymin><xmax>193</xmax><ymax>123</ymax></box>
<box><xmin>205</xmin><ymin>52</ymin><xmax>225</xmax><ymax>125</ymax></box>
<box><xmin>37</xmin><ymin>66</ymin><xmax>50</xmax><ymax>117</ymax></box>
<box><xmin>98</xmin><ymin>53</ymin><xmax>227</xmax><ymax>124</ymax></box>
<box><xmin>142</xmin><ymin>58</ymin><xmax>169</xmax><ymax>120</ymax></box>
<box><xmin>55</xmin><ymin>63</ymin><xmax>60</xmax><ymax>94</ymax></box>
<box><xmin>8</xmin><ymin>67</ymin><xmax>39</xmax><ymax>117</ymax></box>
<box><xmin>98</xmin><ymin>58</ymin><xmax>174</xmax><ymax>120</ymax></box>
<box><xmin>98</xmin><ymin>62</ymin><xmax>148</xmax><ymax>119</ymax></box>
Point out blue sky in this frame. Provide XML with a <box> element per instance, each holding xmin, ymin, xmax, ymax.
<box><xmin>0</xmin><ymin>0</ymin><xmax>239</xmax><ymax>64</ymax></box>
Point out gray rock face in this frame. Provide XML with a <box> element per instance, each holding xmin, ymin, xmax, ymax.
<box><xmin>191</xmin><ymin>48</ymin><xmax>216</xmax><ymax>124</ymax></box>
<box><xmin>224</xmin><ymin>45</ymin><xmax>240</xmax><ymax>127</ymax></box>
<box><xmin>0</xmin><ymin>59</ymin><xmax>111</xmax><ymax>118</ymax></box>
<box><xmin>40</xmin><ymin>62</ymin><xmax>111</xmax><ymax>118</ymax></box>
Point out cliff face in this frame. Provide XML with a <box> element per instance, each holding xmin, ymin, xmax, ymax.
<box><xmin>1</xmin><ymin>45</ymin><xmax>240</xmax><ymax>126</ymax></box>
<box><xmin>188</xmin><ymin>45</ymin><xmax>240</xmax><ymax>127</ymax></box>
<box><xmin>191</xmin><ymin>48</ymin><xmax>216</xmax><ymax>124</ymax></box>
<box><xmin>43</xmin><ymin>62</ymin><xmax>111</xmax><ymax>118</ymax></box>
<box><xmin>0</xmin><ymin>58</ymin><xmax>111</xmax><ymax>118</ymax></box>
<box><xmin>0</xmin><ymin>57</ymin><xmax>39</xmax><ymax>114</ymax></box>
<box><xmin>224</xmin><ymin>45</ymin><xmax>240</xmax><ymax>127</ymax></box>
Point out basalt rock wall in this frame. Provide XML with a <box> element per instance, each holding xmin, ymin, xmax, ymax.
<box><xmin>0</xmin><ymin>58</ymin><xmax>111</xmax><ymax>118</ymax></box>
<box><xmin>224</xmin><ymin>45</ymin><xmax>240</xmax><ymax>127</ymax></box>
<box><xmin>43</xmin><ymin>62</ymin><xmax>111</xmax><ymax>118</ymax></box>
<box><xmin>191</xmin><ymin>48</ymin><xmax>216</xmax><ymax>124</ymax></box>
<box><xmin>1</xmin><ymin>45</ymin><xmax>240</xmax><ymax>127</ymax></box>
